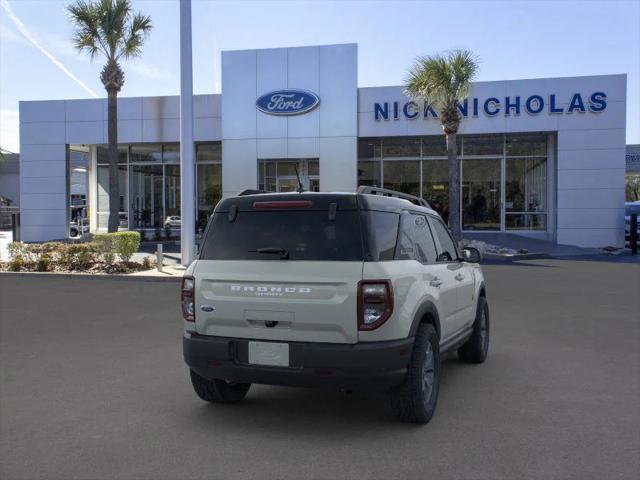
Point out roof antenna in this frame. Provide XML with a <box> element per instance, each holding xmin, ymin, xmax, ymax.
<box><xmin>293</xmin><ymin>164</ymin><xmax>305</xmax><ymax>193</ymax></box>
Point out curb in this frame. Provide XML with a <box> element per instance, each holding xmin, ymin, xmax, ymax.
<box><xmin>482</xmin><ymin>252</ymin><xmax>551</xmax><ymax>263</ymax></box>
<box><xmin>0</xmin><ymin>271</ymin><xmax>182</xmax><ymax>282</ymax></box>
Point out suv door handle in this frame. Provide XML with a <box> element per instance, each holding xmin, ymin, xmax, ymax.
<box><xmin>454</xmin><ymin>273</ymin><xmax>465</xmax><ymax>281</ymax></box>
<box><xmin>429</xmin><ymin>277</ymin><xmax>443</xmax><ymax>288</ymax></box>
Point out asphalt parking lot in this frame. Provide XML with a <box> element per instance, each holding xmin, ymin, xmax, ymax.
<box><xmin>1</xmin><ymin>259</ymin><xmax>639</xmax><ymax>480</ymax></box>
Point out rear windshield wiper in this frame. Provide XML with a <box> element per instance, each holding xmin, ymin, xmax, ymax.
<box><xmin>249</xmin><ymin>247</ymin><xmax>290</xmax><ymax>259</ymax></box>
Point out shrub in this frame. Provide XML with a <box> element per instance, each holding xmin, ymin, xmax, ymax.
<box><xmin>50</xmin><ymin>243</ymin><xmax>98</xmax><ymax>270</ymax></box>
<box><xmin>36</xmin><ymin>253</ymin><xmax>52</xmax><ymax>272</ymax></box>
<box><xmin>113</xmin><ymin>231</ymin><xmax>140</xmax><ymax>263</ymax></box>
<box><xmin>7</xmin><ymin>242</ymin><xmax>27</xmax><ymax>260</ymax></box>
<box><xmin>8</xmin><ymin>254</ymin><xmax>25</xmax><ymax>271</ymax></box>
<box><xmin>94</xmin><ymin>233</ymin><xmax>116</xmax><ymax>264</ymax></box>
<box><xmin>141</xmin><ymin>256</ymin><xmax>153</xmax><ymax>270</ymax></box>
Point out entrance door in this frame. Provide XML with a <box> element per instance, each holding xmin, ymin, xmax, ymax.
<box><xmin>259</xmin><ymin>159</ymin><xmax>319</xmax><ymax>192</ymax></box>
<box><xmin>461</xmin><ymin>158</ymin><xmax>501</xmax><ymax>231</ymax></box>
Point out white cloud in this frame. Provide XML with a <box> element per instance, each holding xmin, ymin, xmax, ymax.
<box><xmin>0</xmin><ymin>109</ymin><xmax>19</xmax><ymax>153</ymax></box>
<box><xmin>0</xmin><ymin>0</ymin><xmax>99</xmax><ymax>98</ymax></box>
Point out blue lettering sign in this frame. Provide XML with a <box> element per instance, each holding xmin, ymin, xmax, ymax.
<box><xmin>403</xmin><ymin>101</ymin><xmax>419</xmax><ymax>119</ymax></box>
<box><xmin>505</xmin><ymin>96</ymin><xmax>521</xmax><ymax>116</ymax></box>
<box><xmin>424</xmin><ymin>103</ymin><xmax>438</xmax><ymax>119</ymax></box>
<box><xmin>484</xmin><ymin>97</ymin><xmax>501</xmax><ymax>116</ymax></box>
<box><xmin>549</xmin><ymin>94</ymin><xmax>564</xmax><ymax>114</ymax></box>
<box><xmin>589</xmin><ymin>92</ymin><xmax>607</xmax><ymax>112</ymax></box>
<box><xmin>372</xmin><ymin>91</ymin><xmax>607</xmax><ymax>121</ymax></box>
<box><xmin>256</xmin><ymin>90</ymin><xmax>320</xmax><ymax>116</ymax></box>
<box><xmin>568</xmin><ymin>93</ymin><xmax>586</xmax><ymax>113</ymax></box>
<box><xmin>374</xmin><ymin>102</ymin><xmax>389</xmax><ymax>121</ymax></box>
<box><xmin>525</xmin><ymin>95</ymin><xmax>545</xmax><ymax>114</ymax></box>
<box><xmin>457</xmin><ymin>99</ymin><xmax>468</xmax><ymax>117</ymax></box>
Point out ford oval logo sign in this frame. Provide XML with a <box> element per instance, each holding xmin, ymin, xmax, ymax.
<box><xmin>256</xmin><ymin>90</ymin><xmax>320</xmax><ymax>116</ymax></box>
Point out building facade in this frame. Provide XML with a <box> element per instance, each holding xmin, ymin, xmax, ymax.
<box><xmin>19</xmin><ymin>43</ymin><xmax>627</xmax><ymax>247</ymax></box>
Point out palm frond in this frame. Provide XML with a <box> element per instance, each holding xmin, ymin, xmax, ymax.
<box><xmin>68</xmin><ymin>0</ymin><xmax>152</xmax><ymax>66</ymax></box>
<box><xmin>405</xmin><ymin>49</ymin><xmax>479</xmax><ymax>111</ymax></box>
<box><xmin>118</xmin><ymin>13</ymin><xmax>152</xmax><ymax>60</ymax></box>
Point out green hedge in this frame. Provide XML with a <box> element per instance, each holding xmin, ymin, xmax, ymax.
<box><xmin>5</xmin><ymin>231</ymin><xmax>141</xmax><ymax>271</ymax></box>
<box><xmin>112</xmin><ymin>231</ymin><xmax>140</xmax><ymax>262</ymax></box>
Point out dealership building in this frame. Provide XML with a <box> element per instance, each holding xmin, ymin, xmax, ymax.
<box><xmin>19</xmin><ymin>43</ymin><xmax>627</xmax><ymax>247</ymax></box>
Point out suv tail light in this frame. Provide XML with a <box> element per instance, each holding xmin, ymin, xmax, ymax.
<box><xmin>357</xmin><ymin>280</ymin><xmax>394</xmax><ymax>331</ymax></box>
<box><xmin>181</xmin><ymin>276</ymin><xmax>195</xmax><ymax>322</ymax></box>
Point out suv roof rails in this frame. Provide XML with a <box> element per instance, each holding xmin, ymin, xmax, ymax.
<box><xmin>237</xmin><ymin>189</ymin><xmax>268</xmax><ymax>196</ymax></box>
<box><xmin>357</xmin><ymin>186</ymin><xmax>430</xmax><ymax>208</ymax></box>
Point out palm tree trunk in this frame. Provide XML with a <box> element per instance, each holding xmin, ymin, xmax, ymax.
<box><xmin>107</xmin><ymin>90</ymin><xmax>120</xmax><ymax>233</ymax></box>
<box><xmin>447</xmin><ymin>132</ymin><xmax>462</xmax><ymax>242</ymax></box>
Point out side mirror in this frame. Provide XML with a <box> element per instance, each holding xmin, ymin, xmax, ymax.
<box><xmin>462</xmin><ymin>247</ymin><xmax>482</xmax><ymax>263</ymax></box>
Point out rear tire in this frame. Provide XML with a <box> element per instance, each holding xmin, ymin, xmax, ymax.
<box><xmin>189</xmin><ymin>370</ymin><xmax>251</xmax><ymax>404</ymax></box>
<box><xmin>458</xmin><ymin>296</ymin><xmax>490</xmax><ymax>364</ymax></box>
<box><xmin>388</xmin><ymin>323</ymin><xmax>441</xmax><ymax>424</ymax></box>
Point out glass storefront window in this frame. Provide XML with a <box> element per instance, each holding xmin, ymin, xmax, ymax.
<box><xmin>197</xmin><ymin>143</ymin><xmax>222</xmax><ymax>162</ymax></box>
<box><xmin>505</xmin><ymin>157</ymin><xmax>547</xmax><ymax>213</ymax></box>
<box><xmin>505</xmin><ymin>214</ymin><xmax>547</xmax><ymax>230</ymax></box>
<box><xmin>196</xmin><ymin>163</ymin><xmax>221</xmax><ymax>232</ymax></box>
<box><xmin>463</xmin><ymin>134</ymin><xmax>503</xmax><ymax>156</ymax></box>
<box><xmin>422</xmin><ymin>159</ymin><xmax>449</xmax><ymax>222</ymax></box>
<box><xmin>383</xmin><ymin>160</ymin><xmax>420</xmax><ymax>198</ymax></box>
<box><xmin>381</xmin><ymin>137</ymin><xmax>420</xmax><ymax>159</ymax></box>
<box><xmin>164</xmin><ymin>165</ymin><xmax>181</xmax><ymax>220</ymax></box>
<box><xmin>506</xmin><ymin>133</ymin><xmax>547</xmax><ymax>156</ymax></box>
<box><xmin>357</xmin><ymin>161</ymin><xmax>381</xmax><ymax>187</ymax></box>
<box><xmin>130</xmin><ymin>144</ymin><xmax>162</xmax><ymax>163</ymax></box>
<box><xmin>97</xmin><ymin>164</ymin><xmax>128</xmax><ymax>229</ymax></box>
<box><xmin>130</xmin><ymin>164</ymin><xmax>163</xmax><ymax>229</ymax></box>
<box><xmin>163</xmin><ymin>144</ymin><xmax>180</xmax><ymax>163</ymax></box>
<box><xmin>258</xmin><ymin>159</ymin><xmax>318</xmax><ymax>192</ymax></box>
<box><xmin>421</xmin><ymin>136</ymin><xmax>448</xmax><ymax>157</ymax></box>
<box><xmin>462</xmin><ymin>158</ymin><xmax>501</xmax><ymax>230</ymax></box>
<box><xmin>358</xmin><ymin>133</ymin><xmax>550</xmax><ymax>232</ymax></box>
<box><xmin>97</xmin><ymin>145</ymin><xmax>127</xmax><ymax>164</ymax></box>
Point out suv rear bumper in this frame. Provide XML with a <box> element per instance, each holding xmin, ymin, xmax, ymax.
<box><xmin>183</xmin><ymin>332</ymin><xmax>413</xmax><ymax>391</ymax></box>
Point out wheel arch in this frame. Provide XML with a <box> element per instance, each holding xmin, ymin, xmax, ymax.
<box><xmin>409</xmin><ymin>301</ymin><xmax>442</xmax><ymax>340</ymax></box>
<box><xmin>478</xmin><ymin>281</ymin><xmax>487</xmax><ymax>298</ymax></box>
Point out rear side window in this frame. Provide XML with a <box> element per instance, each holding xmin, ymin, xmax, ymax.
<box><xmin>200</xmin><ymin>210</ymin><xmax>363</xmax><ymax>261</ymax></box>
<box><xmin>362</xmin><ymin>211</ymin><xmax>399</xmax><ymax>261</ymax></box>
<box><xmin>429</xmin><ymin>217</ymin><xmax>458</xmax><ymax>261</ymax></box>
<box><xmin>396</xmin><ymin>213</ymin><xmax>438</xmax><ymax>263</ymax></box>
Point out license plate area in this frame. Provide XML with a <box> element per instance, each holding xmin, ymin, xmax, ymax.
<box><xmin>248</xmin><ymin>341</ymin><xmax>290</xmax><ymax>367</ymax></box>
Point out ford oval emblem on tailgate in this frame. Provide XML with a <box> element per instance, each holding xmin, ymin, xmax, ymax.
<box><xmin>200</xmin><ymin>305</ymin><xmax>215</xmax><ymax>312</ymax></box>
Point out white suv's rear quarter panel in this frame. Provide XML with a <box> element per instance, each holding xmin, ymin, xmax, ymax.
<box><xmin>359</xmin><ymin>260</ymin><xmax>436</xmax><ymax>342</ymax></box>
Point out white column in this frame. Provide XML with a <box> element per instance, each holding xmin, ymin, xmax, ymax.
<box><xmin>179</xmin><ymin>0</ymin><xmax>195</xmax><ymax>265</ymax></box>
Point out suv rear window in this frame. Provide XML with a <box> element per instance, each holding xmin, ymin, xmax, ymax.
<box><xmin>200</xmin><ymin>210</ymin><xmax>363</xmax><ymax>261</ymax></box>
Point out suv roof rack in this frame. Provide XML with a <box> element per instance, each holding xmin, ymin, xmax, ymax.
<box><xmin>357</xmin><ymin>186</ymin><xmax>430</xmax><ymax>208</ymax></box>
<box><xmin>237</xmin><ymin>189</ymin><xmax>268</xmax><ymax>196</ymax></box>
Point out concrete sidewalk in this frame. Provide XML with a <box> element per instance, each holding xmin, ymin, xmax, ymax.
<box><xmin>464</xmin><ymin>232</ymin><xmax>603</xmax><ymax>258</ymax></box>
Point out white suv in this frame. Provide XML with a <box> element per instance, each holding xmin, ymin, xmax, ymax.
<box><xmin>182</xmin><ymin>187</ymin><xmax>489</xmax><ymax>423</ymax></box>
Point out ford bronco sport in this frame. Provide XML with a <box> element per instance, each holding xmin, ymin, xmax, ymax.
<box><xmin>182</xmin><ymin>186</ymin><xmax>489</xmax><ymax>424</ymax></box>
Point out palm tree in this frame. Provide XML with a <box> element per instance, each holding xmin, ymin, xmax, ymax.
<box><xmin>68</xmin><ymin>0</ymin><xmax>152</xmax><ymax>232</ymax></box>
<box><xmin>405</xmin><ymin>50</ymin><xmax>478</xmax><ymax>242</ymax></box>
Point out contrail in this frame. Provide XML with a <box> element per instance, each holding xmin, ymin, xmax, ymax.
<box><xmin>1</xmin><ymin>0</ymin><xmax>100</xmax><ymax>98</ymax></box>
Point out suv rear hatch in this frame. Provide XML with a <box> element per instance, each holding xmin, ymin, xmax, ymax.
<box><xmin>193</xmin><ymin>194</ymin><xmax>363</xmax><ymax>344</ymax></box>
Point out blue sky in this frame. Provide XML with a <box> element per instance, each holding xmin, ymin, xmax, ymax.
<box><xmin>1</xmin><ymin>0</ymin><xmax>638</xmax><ymax>152</ymax></box>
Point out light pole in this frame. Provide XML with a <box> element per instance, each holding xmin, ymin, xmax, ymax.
<box><xmin>179</xmin><ymin>0</ymin><xmax>195</xmax><ymax>266</ymax></box>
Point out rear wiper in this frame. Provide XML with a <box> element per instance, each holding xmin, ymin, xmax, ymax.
<box><xmin>249</xmin><ymin>247</ymin><xmax>290</xmax><ymax>259</ymax></box>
